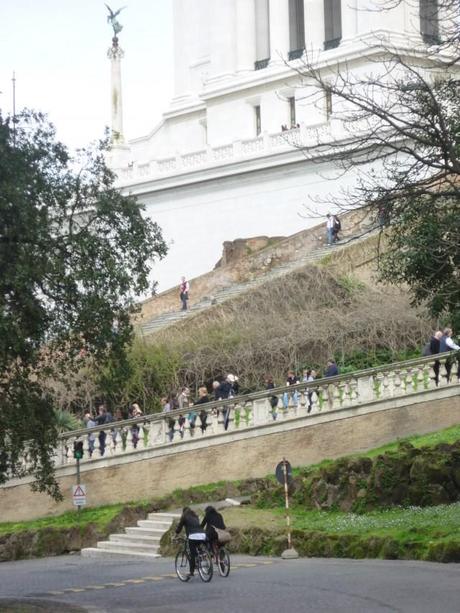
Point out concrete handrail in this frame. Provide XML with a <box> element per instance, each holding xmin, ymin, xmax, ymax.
<box><xmin>59</xmin><ymin>350</ymin><xmax>459</xmax><ymax>442</ymax></box>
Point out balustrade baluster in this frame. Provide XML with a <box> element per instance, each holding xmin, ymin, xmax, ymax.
<box><xmin>152</xmin><ymin>420</ymin><xmax>165</xmax><ymax>445</ymax></box>
<box><xmin>125</xmin><ymin>428</ymin><xmax>134</xmax><ymax>452</ymax></box>
<box><xmin>331</xmin><ymin>382</ymin><xmax>341</xmax><ymax>409</ymax></box>
<box><xmin>92</xmin><ymin>434</ymin><xmax>101</xmax><ymax>458</ymax></box>
<box><xmin>141</xmin><ymin>423</ymin><xmax>150</xmax><ymax>447</ymax></box>
<box><xmin>82</xmin><ymin>436</ymin><xmax>90</xmax><ymax>461</ymax></box>
<box><xmin>106</xmin><ymin>430</ymin><xmax>116</xmax><ymax>456</ymax></box>
<box><xmin>58</xmin><ymin>439</ymin><xmax>67</xmax><ymax>466</ymax></box>
<box><xmin>316</xmin><ymin>386</ymin><xmax>327</xmax><ymax>411</ymax></box>
<box><xmin>299</xmin><ymin>389</ymin><xmax>306</xmax><ymax>411</ymax></box>
<box><xmin>67</xmin><ymin>436</ymin><xmax>76</xmax><ymax>465</ymax></box>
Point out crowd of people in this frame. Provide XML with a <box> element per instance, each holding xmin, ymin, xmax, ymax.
<box><xmin>81</xmin><ymin>359</ymin><xmax>343</xmax><ymax>455</ymax></box>
<box><xmin>81</xmin><ymin>327</ymin><xmax>459</xmax><ymax>456</ymax></box>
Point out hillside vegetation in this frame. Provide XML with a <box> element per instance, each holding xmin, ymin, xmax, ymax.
<box><xmin>112</xmin><ymin>266</ymin><xmax>429</xmax><ymax>410</ymax></box>
<box><xmin>47</xmin><ymin>265</ymin><xmax>430</xmax><ymax>413</ymax></box>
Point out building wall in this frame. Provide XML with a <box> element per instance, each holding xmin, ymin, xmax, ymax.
<box><xmin>108</xmin><ymin>0</ymin><xmax>440</xmax><ymax>290</ymax></box>
<box><xmin>2</xmin><ymin>392</ymin><xmax>459</xmax><ymax>522</ymax></box>
<box><xmin>139</xmin><ymin>157</ymin><xmax>359</xmax><ymax>289</ymax></box>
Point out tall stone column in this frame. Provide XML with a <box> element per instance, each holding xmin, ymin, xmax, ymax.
<box><xmin>304</xmin><ymin>0</ymin><xmax>325</xmax><ymax>51</ymax></box>
<box><xmin>341</xmin><ymin>0</ymin><xmax>358</xmax><ymax>42</ymax></box>
<box><xmin>269</xmin><ymin>0</ymin><xmax>290</xmax><ymax>64</ymax></box>
<box><xmin>107</xmin><ymin>38</ymin><xmax>124</xmax><ymax>145</ymax></box>
<box><xmin>236</xmin><ymin>0</ymin><xmax>256</xmax><ymax>73</ymax></box>
<box><xmin>209</xmin><ymin>0</ymin><xmax>237</xmax><ymax>81</ymax></box>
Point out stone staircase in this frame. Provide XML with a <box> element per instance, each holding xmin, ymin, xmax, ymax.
<box><xmin>81</xmin><ymin>511</ymin><xmax>180</xmax><ymax>559</ymax></box>
<box><xmin>140</xmin><ymin>230</ymin><xmax>376</xmax><ymax>337</ymax></box>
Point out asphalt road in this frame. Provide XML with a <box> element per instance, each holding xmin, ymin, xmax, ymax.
<box><xmin>0</xmin><ymin>554</ymin><xmax>459</xmax><ymax>613</ymax></box>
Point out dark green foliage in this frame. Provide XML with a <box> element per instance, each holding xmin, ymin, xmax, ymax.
<box><xmin>0</xmin><ymin>111</ymin><xmax>167</xmax><ymax>496</ymax></box>
<box><xmin>379</xmin><ymin>190</ymin><xmax>460</xmax><ymax>327</ymax></box>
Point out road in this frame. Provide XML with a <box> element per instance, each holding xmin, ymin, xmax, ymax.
<box><xmin>0</xmin><ymin>554</ymin><xmax>459</xmax><ymax>613</ymax></box>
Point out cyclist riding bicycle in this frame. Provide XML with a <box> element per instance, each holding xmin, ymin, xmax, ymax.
<box><xmin>175</xmin><ymin>507</ymin><xmax>207</xmax><ymax>577</ymax></box>
<box><xmin>201</xmin><ymin>505</ymin><xmax>227</xmax><ymax>549</ymax></box>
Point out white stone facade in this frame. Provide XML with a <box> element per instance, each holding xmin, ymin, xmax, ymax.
<box><xmin>109</xmin><ymin>0</ymin><xmax>442</xmax><ymax>291</ymax></box>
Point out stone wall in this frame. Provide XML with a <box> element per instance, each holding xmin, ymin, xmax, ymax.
<box><xmin>2</xmin><ymin>392</ymin><xmax>459</xmax><ymax>522</ymax></box>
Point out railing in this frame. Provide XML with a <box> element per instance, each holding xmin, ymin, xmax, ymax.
<box><xmin>116</xmin><ymin>124</ymin><xmax>330</xmax><ymax>184</ymax></box>
<box><xmin>53</xmin><ymin>352</ymin><xmax>459</xmax><ymax>468</ymax></box>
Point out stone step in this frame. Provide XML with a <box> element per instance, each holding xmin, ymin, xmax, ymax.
<box><xmin>81</xmin><ymin>547</ymin><xmax>161</xmax><ymax>560</ymax></box>
<box><xmin>142</xmin><ymin>518</ymin><xmax>173</xmax><ymax>527</ymax></box>
<box><xmin>139</xmin><ymin>231</ymin><xmax>377</xmax><ymax>336</ymax></box>
<box><xmin>95</xmin><ymin>540</ymin><xmax>160</xmax><ymax>555</ymax></box>
<box><xmin>137</xmin><ymin>520</ymin><xmax>172</xmax><ymax>530</ymax></box>
<box><xmin>147</xmin><ymin>512</ymin><xmax>180</xmax><ymax>521</ymax></box>
<box><xmin>109</xmin><ymin>533</ymin><xmax>161</xmax><ymax>546</ymax></box>
<box><xmin>125</xmin><ymin>527</ymin><xmax>164</xmax><ymax>538</ymax></box>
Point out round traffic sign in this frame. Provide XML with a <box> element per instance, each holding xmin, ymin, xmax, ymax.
<box><xmin>275</xmin><ymin>459</ymin><xmax>293</xmax><ymax>485</ymax></box>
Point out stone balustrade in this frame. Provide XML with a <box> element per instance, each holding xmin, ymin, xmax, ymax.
<box><xmin>116</xmin><ymin>124</ymin><xmax>331</xmax><ymax>183</ymax></box>
<box><xmin>55</xmin><ymin>352</ymin><xmax>459</xmax><ymax>469</ymax></box>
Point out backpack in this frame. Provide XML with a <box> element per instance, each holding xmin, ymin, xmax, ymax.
<box><xmin>334</xmin><ymin>216</ymin><xmax>341</xmax><ymax>231</ymax></box>
<box><xmin>422</xmin><ymin>342</ymin><xmax>432</xmax><ymax>357</ymax></box>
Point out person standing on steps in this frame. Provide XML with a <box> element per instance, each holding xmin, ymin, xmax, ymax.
<box><xmin>180</xmin><ymin>276</ymin><xmax>190</xmax><ymax>311</ymax></box>
<box><xmin>326</xmin><ymin>213</ymin><xmax>335</xmax><ymax>245</ymax></box>
<box><xmin>332</xmin><ymin>214</ymin><xmax>341</xmax><ymax>242</ymax></box>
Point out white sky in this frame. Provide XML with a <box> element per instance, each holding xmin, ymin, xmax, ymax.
<box><xmin>0</xmin><ymin>0</ymin><xmax>174</xmax><ymax>151</ymax></box>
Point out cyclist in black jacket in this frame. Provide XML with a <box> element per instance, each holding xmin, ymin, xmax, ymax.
<box><xmin>175</xmin><ymin>507</ymin><xmax>205</xmax><ymax>576</ymax></box>
<box><xmin>201</xmin><ymin>505</ymin><xmax>226</xmax><ymax>545</ymax></box>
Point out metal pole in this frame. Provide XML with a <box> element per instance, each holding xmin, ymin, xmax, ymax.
<box><xmin>76</xmin><ymin>457</ymin><xmax>81</xmax><ymax>515</ymax></box>
<box><xmin>282</xmin><ymin>458</ymin><xmax>292</xmax><ymax>550</ymax></box>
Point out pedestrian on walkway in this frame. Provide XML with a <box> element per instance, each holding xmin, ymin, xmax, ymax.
<box><xmin>265</xmin><ymin>375</ymin><xmax>279</xmax><ymax>420</ymax></box>
<box><xmin>283</xmin><ymin>370</ymin><xmax>299</xmax><ymax>409</ymax></box>
<box><xmin>180</xmin><ymin>276</ymin><xmax>189</xmax><ymax>311</ymax></box>
<box><xmin>326</xmin><ymin>213</ymin><xmax>335</xmax><ymax>245</ymax></box>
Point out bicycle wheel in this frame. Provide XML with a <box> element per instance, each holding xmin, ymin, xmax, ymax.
<box><xmin>217</xmin><ymin>547</ymin><xmax>230</xmax><ymax>577</ymax></box>
<box><xmin>197</xmin><ymin>546</ymin><xmax>213</xmax><ymax>582</ymax></box>
<box><xmin>175</xmin><ymin>550</ymin><xmax>191</xmax><ymax>582</ymax></box>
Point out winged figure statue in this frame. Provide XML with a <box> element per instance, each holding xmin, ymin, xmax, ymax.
<box><xmin>105</xmin><ymin>4</ymin><xmax>126</xmax><ymax>37</ymax></box>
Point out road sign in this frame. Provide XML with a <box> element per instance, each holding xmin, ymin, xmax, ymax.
<box><xmin>275</xmin><ymin>460</ymin><xmax>293</xmax><ymax>485</ymax></box>
<box><xmin>72</xmin><ymin>484</ymin><xmax>87</xmax><ymax>506</ymax></box>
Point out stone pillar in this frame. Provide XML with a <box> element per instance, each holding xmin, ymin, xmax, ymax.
<box><xmin>236</xmin><ymin>0</ymin><xmax>256</xmax><ymax>73</ymax></box>
<box><xmin>341</xmin><ymin>0</ymin><xmax>358</xmax><ymax>42</ymax></box>
<box><xmin>269</xmin><ymin>0</ymin><xmax>290</xmax><ymax>64</ymax></box>
<box><xmin>108</xmin><ymin>39</ymin><xmax>124</xmax><ymax>144</ymax></box>
<box><xmin>304</xmin><ymin>0</ymin><xmax>325</xmax><ymax>51</ymax></box>
<box><xmin>172</xmin><ymin>0</ymin><xmax>190</xmax><ymax>99</ymax></box>
<box><xmin>210</xmin><ymin>0</ymin><xmax>237</xmax><ymax>81</ymax></box>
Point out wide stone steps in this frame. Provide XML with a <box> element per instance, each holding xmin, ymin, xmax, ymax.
<box><xmin>140</xmin><ymin>233</ymin><xmax>373</xmax><ymax>336</ymax></box>
<box><xmin>81</xmin><ymin>511</ymin><xmax>180</xmax><ymax>559</ymax></box>
<box><xmin>140</xmin><ymin>250</ymin><xmax>329</xmax><ymax>334</ymax></box>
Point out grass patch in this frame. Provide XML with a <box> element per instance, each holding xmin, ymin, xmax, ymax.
<box><xmin>219</xmin><ymin>504</ymin><xmax>460</xmax><ymax>561</ymax></box>
<box><xmin>222</xmin><ymin>503</ymin><xmax>460</xmax><ymax>539</ymax></box>
<box><xmin>0</xmin><ymin>502</ymin><xmax>149</xmax><ymax>536</ymax></box>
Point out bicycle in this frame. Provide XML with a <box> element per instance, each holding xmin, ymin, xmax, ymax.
<box><xmin>205</xmin><ymin>535</ymin><xmax>231</xmax><ymax>578</ymax></box>
<box><xmin>212</xmin><ymin>542</ymin><xmax>231</xmax><ymax>577</ymax></box>
<box><xmin>173</xmin><ymin>536</ymin><xmax>213</xmax><ymax>582</ymax></box>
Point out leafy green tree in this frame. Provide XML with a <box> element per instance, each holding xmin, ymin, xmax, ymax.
<box><xmin>0</xmin><ymin>111</ymin><xmax>167</xmax><ymax>497</ymax></box>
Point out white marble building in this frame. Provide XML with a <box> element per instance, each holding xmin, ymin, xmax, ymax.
<box><xmin>109</xmin><ymin>0</ymin><xmax>442</xmax><ymax>291</ymax></box>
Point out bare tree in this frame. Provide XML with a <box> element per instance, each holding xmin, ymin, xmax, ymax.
<box><xmin>292</xmin><ymin>0</ymin><xmax>460</xmax><ymax>324</ymax></box>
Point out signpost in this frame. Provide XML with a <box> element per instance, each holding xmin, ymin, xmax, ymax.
<box><xmin>275</xmin><ymin>458</ymin><xmax>298</xmax><ymax>559</ymax></box>
<box><xmin>72</xmin><ymin>484</ymin><xmax>87</xmax><ymax>507</ymax></box>
<box><xmin>73</xmin><ymin>440</ymin><xmax>86</xmax><ymax>512</ymax></box>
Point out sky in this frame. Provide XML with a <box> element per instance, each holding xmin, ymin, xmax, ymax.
<box><xmin>0</xmin><ymin>0</ymin><xmax>174</xmax><ymax>151</ymax></box>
